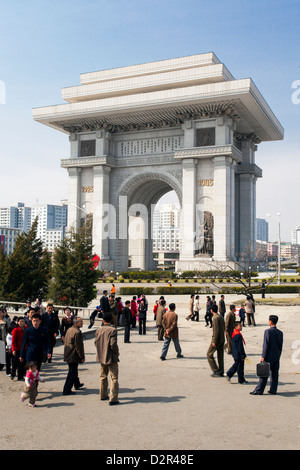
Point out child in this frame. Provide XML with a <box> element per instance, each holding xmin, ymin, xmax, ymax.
<box><xmin>239</xmin><ymin>304</ymin><xmax>246</xmax><ymax>327</ymax></box>
<box><xmin>20</xmin><ymin>362</ymin><xmax>44</xmax><ymax>407</ymax></box>
<box><xmin>226</xmin><ymin>321</ymin><xmax>248</xmax><ymax>384</ymax></box>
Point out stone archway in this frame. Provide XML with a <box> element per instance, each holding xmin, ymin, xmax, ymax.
<box><xmin>111</xmin><ymin>171</ymin><xmax>182</xmax><ymax>272</ymax></box>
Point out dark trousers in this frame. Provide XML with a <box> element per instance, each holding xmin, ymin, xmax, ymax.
<box><xmin>205</xmin><ymin>312</ymin><xmax>212</xmax><ymax>326</ymax></box>
<box><xmin>254</xmin><ymin>360</ymin><xmax>280</xmax><ymax>394</ymax></box>
<box><xmin>131</xmin><ymin>316</ymin><xmax>136</xmax><ymax>328</ymax></box>
<box><xmin>48</xmin><ymin>335</ymin><xmax>56</xmax><ymax>361</ymax></box>
<box><xmin>139</xmin><ymin>317</ymin><xmax>146</xmax><ymax>335</ymax></box>
<box><xmin>6</xmin><ymin>350</ymin><xmax>12</xmax><ymax>375</ymax></box>
<box><xmin>207</xmin><ymin>343</ymin><xmax>224</xmax><ymax>375</ymax></box>
<box><xmin>63</xmin><ymin>363</ymin><xmax>80</xmax><ymax>393</ymax></box>
<box><xmin>124</xmin><ymin>325</ymin><xmax>130</xmax><ymax>343</ymax></box>
<box><xmin>12</xmin><ymin>351</ymin><xmax>25</xmax><ymax>379</ymax></box>
<box><xmin>227</xmin><ymin>359</ymin><xmax>246</xmax><ymax>383</ymax></box>
<box><xmin>192</xmin><ymin>311</ymin><xmax>199</xmax><ymax>321</ymax></box>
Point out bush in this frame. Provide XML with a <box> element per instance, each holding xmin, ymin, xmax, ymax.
<box><xmin>218</xmin><ymin>285</ymin><xmax>299</xmax><ymax>295</ymax></box>
<box><xmin>119</xmin><ymin>287</ymin><xmax>155</xmax><ymax>296</ymax></box>
<box><xmin>118</xmin><ymin>286</ymin><xmax>215</xmax><ymax>296</ymax></box>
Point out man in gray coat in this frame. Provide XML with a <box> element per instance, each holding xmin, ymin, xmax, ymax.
<box><xmin>94</xmin><ymin>313</ymin><xmax>120</xmax><ymax>405</ymax></box>
<box><xmin>63</xmin><ymin>317</ymin><xmax>85</xmax><ymax>395</ymax></box>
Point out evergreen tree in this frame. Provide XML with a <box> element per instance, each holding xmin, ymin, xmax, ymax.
<box><xmin>49</xmin><ymin>218</ymin><xmax>98</xmax><ymax>307</ymax></box>
<box><xmin>0</xmin><ymin>218</ymin><xmax>51</xmax><ymax>302</ymax></box>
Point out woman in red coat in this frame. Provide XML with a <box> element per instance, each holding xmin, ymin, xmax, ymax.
<box><xmin>11</xmin><ymin>316</ymin><xmax>28</xmax><ymax>380</ymax></box>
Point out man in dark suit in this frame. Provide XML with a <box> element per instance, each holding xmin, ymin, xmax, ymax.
<box><xmin>20</xmin><ymin>313</ymin><xmax>51</xmax><ymax>371</ymax></box>
<box><xmin>41</xmin><ymin>303</ymin><xmax>60</xmax><ymax>362</ymax></box>
<box><xmin>250</xmin><ymin>315</ymin><xmax>283</xmax><ymax>395</ymax></box>
<box><xmin>100</xmin><ymin>290</ymin><xmax>110</xmax><ymax>314</ymax></box>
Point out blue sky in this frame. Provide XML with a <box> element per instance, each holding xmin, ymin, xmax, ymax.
<box><xmin>0</xmin><ymin>0</ymin><xmax>299</xmax><ymax>241</ymax></box>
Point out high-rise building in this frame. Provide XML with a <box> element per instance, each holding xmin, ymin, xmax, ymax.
<box><xmin>292</xmin><ymin>226</ymin><xmax>300</xmax><ymax>245</ymax></box>
<box><xmin>0</xmin><ymin>202</ymin><xmax>31</xmax><ymax>233</ymax></box>
<box><xmin>153</xmin><ymin>204</ymin><xmax>180</xmax><ymax>267</ymax></box>
<box><xmin>0</xmin><ymin>202</ymin><xmax>67</xmax><ymax>252</ymax></box>
<box><xmin>31</xmin><ymin>204</ymin><xmax>68</xmax><ymax>251</ymax></box>
<box><xmin>256</xmin><ymin>218</ymin><xmax>269</xmax><ymax>242</ymax></box>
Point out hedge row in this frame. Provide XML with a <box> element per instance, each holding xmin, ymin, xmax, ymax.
<box><xmin>218</xmin><ymin>285</ymin><xmax>300</xmax><ymax>295</ymax></box>
<box><xmin>117</xmin><ymin>270</ymin><xmax>258</xmax><ymax>280</ymax></box>
<box><xmin>119</xmin><ymin>286</ymin><xmax>215</xmax><ymax>296</ymax></box>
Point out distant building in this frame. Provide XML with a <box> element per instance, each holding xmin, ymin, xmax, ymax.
<box><xmin>280</xmin><ymin>243</ymin><xmax>300</xmax><ymax>260</ymax></box>
<box><xmin>0</xmin><ymin>202</ymin><xmax>31</xmax><ymax>233</ymax></box>
<box><xmin>153</xmin><ymin>204</ymin><xmax>180</xmax><ymax>267</ymax></box>
<box><xmin>31</xmin><ymin>204</ymin><xmax>68</xmax><ymax>251</ymax></box>
<box><xmin>292</xmin><ymin>226</ymin><xmax>300</xmax><ymax>245</ymax></box>
<box><xmin>256</xmin><ymin>218</ymin><xmax>269</xmax><ymax>242</ymax></box>
<box><xmin>0</xmin><ymin>202</ymin><xmax>67</xmax><ymax>253</ymax></box>
<box><xmin>267</xmin><ymin>243</ymin><xmax>278</xmax><ymax>258</ymax></box>
<box><xmin>0</xmin><ymin>227</ymin><xmax>22</xmax><ymax>255</ymax></box>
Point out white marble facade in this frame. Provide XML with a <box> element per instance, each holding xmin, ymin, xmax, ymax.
<box><xmin>33</xmin><ymin>53</ymin><xmax>284</xmax><ymax>271</ymax></box>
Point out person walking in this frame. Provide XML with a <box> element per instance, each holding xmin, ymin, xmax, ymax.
<box><xmin>192</xmin><ymin>295</ymin><xmax>200</xmax><ymax>322</ymax></box>
<box><xmin>160</xmin><ymin>303</ymin><xmax>183</xmax><ymax>360</ymax></box>
<box><xmin>244</xmin><ymin>295</ymin><xmax>256</xmax><ymax>326</ymax></box>
<box><xmin>261</xmin><ymin>281</ymin><xmax>266</xmax><ymax>298</ymax></box>
<box><xmin>62</xmin><ymin>317</ymin><xmax>85</xmax><ymax>395</ymax></box>
<box><xmin>122</xmin><ymin>301</ymin><xmax>132</xmax><ymax>343</ymax></box>
<box><xmin>100</xmin><ymin>290</ymin><xmax>110</xmax><ymax>315</ymax></box>
<box><xmin>60</xmin><ymin>307</ymin><xmax>75</xmax><ymax>340</ymax></box>
<box><xmin>109</xmin><ymin>294</ymin><xmax>118</xmax><ymax>329</ymax></box>
<box><xmin>20</xmin><ymin>361</ymin><xmax>45</xmax><ymax>407</ymax></box>
<box><xmin>225</xmin><ymin>305</ymin><xmax>236</xmax><ymax>354</ymax></box>
<box><xmin>185</xmin><ymin>294</ymin><xmax>195</xmax><ymax>321</ymax></box>
<box><xmin>207</xmin><ymin>304</ymin><xmax>225</xmax><ymax>377</ymax></box>
<box><xmin>250</xmin><ymin>315</ymin><xmax>283</xmax><ymax>395</ymax></box>
<box><xmin>41</xmin><ymin>303</ymin><xmax>60</xmax><ymax>362</ymax></box>
<box><xmin>238</xmin><ymin>303</ymin><xmax>246</xmax><ymax>327</ymax></box>
<box><xmin>138</xmin><ymin>298</ymin><xmax>147</xmax><ymax>335</ymax></box>
<box><xmin>87</xmin><ymin>305</ymin><xmax>101</xmax><ymax>329</ymax></box>
<box><xmin>130</xmin><ymin>296</ymin><xmax>138</xmax><ymax>328</ymax></box>
<box><xmin>218</xmin><ymin>295</ymin><xmax>226</xmax><ymax>318</ymax></box>
<box><xmin>156</xmin><ymin>299</ymin><xmax>166</xmax><ymax>341</ymax></box>
<box><xmin>205</xmin><ymin>296</ymin><xmax>213</xmax><ymax>327</ymax></box>
<box><xmin>94</xmin><ymin>312</ymin><xmax>120</xmax><ymax>406</ymax></box>
<box><xmin>20</xmin><ymin>313</ymin><xmax>51</xmax><ymax>371</ymax></box>
<box><xmin>11</xmin><ymin>317</ymin><xmax>27</xmax><ymax>381</ymax></box>
<box><xmin>226</xmin><ymin>321</ymin><xmax>248</xmax><ymax>384</ymax></box>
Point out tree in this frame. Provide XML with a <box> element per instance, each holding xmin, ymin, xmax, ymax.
<box><xmin>0</xmin><ymin>218</ymin><xmax>51</xmax><ymax>302</ymax></box>
<box><xmin>200</xmin><ymin>241</ymin><xmax>276</xmax><ymax>297</ymax></box>
<box><xmin>49</xmin><ymin>218</ymin><xmax>98</xmax><ymax>307</ymax></box>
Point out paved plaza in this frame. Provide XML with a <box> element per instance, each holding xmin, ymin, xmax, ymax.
<box><xmin>0</xmin><ymin>294</ymin><xmax>299</xmax><ymax>451</ymax></box>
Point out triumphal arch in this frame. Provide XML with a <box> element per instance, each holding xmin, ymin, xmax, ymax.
<box><xmin>33</xmin><ymin>53</ymin><xmax>283</xmax><ymax>272</ymax></box>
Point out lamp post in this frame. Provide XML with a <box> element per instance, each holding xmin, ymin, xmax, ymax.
<box><xmin>266</xmin><ymin>213</ymin><xmax>281</xmax><ymax>285</ymax></box>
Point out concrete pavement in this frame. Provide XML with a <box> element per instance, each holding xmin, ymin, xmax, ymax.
<box><xmin>0</xmin><ymin>293</ymin><xmax>299</xmax><ymax>450</ymax></box>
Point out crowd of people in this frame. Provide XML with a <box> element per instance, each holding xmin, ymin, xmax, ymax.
<box><xmin>0</xmin><ymin>286</ymin><xmax>284</xmax><ymax>407</ymax></box>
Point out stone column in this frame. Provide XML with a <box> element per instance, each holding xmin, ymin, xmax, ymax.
<box><xmin>239</xmin><ymin>173</ymin><xmax>255</xmax><ymax>257</ymax></box>
<box><xmin>67</xmin><ymin>167</ymin><xmax>82</xmax><ymax>232</ymax></box>
<box><xmin>213</xmin><ymin>156</ymin><xmax>234</xmax><ymax>260</ymax></box>
<box><xmin>180</xmin><ymin>158</ymin><xmax>197</xmax><ymax>259</ymax></box>
<box><xmin>93</xmin><ymin>165</ymin><xmax>114</xmax><ymax>270</ymax></box>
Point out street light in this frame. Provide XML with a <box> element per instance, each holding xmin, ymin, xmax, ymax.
<box><xmin>266</xmin><ymin>212</ymin><xmax>281</xmax><ymax>285</ymax></box>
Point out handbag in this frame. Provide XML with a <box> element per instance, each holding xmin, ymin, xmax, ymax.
<box><xmin>256</xmin><ymin>361</ymin><xmax>270</xmax><ymax>378</ymax></box>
